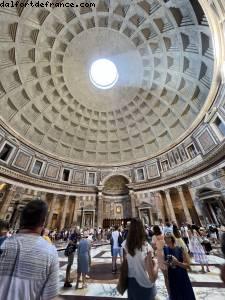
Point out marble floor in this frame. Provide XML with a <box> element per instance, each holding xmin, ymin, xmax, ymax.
<box><xmin>57</xmin><ymin>244</ymin><xmax>225</xmax><ymax>300</ymax></box>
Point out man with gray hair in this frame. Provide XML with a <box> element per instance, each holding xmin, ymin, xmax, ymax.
<box><xmin>0</xmin><ymin>199</ymin><xmax>59</xmax><ymax>300</ymax></box>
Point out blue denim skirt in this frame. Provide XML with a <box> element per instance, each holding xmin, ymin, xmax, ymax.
<box><xmin>127</xmin><ymin>277</ymin><xmax>156</xmax><ymax>300</ymax></box>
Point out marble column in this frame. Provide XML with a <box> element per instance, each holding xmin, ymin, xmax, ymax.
<box><xmin>156</xmin><ymin>192</ymin><xmax>164</xmax><ymax>222</ymax></box>
<box><xmin>188</xmin><ymin>186</ymin><xmax>203</xmax><ymax>226</ymax></box>
<box><xmin>0</xmin><ymin>185</ymin><xmax>16</xmax><ymax>219</ymax></box>
<box><xmin>129</xmin><ymin>190</ymin><xmax>136</xmax><ymax>218</ymax></box>
<box><xmin>208</xmin><ymin>203</ymin><xmax>218</xmax><ymax>224</ymax></box>
<box><xmin>47</xmin><ymin>194</ymin><xmax>57</xmax><ymax>228</ymax></box>
<box><xmin>217</xmin><ymin>198</ymin><xmax>225</xmax><ymax>220</ymax></box>
<box><xmin>93</xmin><ymin>209</ymin><xmax>95</xmax><ymax>227</ymax></box>
<box><xmin>177</xmin><ymin>186</ymin><xmax>192</xmax><ymax>224</ymax></box>
<box><xmin>97</xmin><ymin>191</ymin><xmax>103</xmax><ymax>227</ymax></box>
<box><xmin>72</xmin><ymin>196</ymin><xmax>79</xmax><ymax>225</ymax></box>
<box><xmin>59</xmin><ymin>195</ymin><xmax>69</xmax><ymax>230</ymax></box>
<box><xmin>164</xmin><ymin>190</ymin><xmax>177</xmax><ymax>223</ymax></box>
<box><xmin>149</xmin><ymin>208</ymin><xmax>153</xmax><ymax>224</ymax></box>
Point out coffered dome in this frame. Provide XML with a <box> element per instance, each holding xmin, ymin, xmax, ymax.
<box><xmin>0</xmin><ymin>0</ymin><xmax>215</xmax><ymax>165</ymax></box>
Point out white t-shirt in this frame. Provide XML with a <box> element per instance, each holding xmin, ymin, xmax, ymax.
<box><xmin>112</xmin><ymin>230</ymin><xmax>119</xmax><ymax>249</ymax></box>
<box><xmin>180</xmin><ymin>226</ymin><xmax>189</xmax><ymax>238</ymax></box>
<box><xmin>122</xmin><ymin>241</ymin><xmax>154</xmax><ymax>288</ymax></box>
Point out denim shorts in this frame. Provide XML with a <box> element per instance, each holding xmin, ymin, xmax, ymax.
<box><xmin>112</xmin><ymin>247</ymin><xmax>122</xmax><ymax>257</ymax></box>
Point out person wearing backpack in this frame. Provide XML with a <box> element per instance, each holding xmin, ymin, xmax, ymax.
<box><xmin>111</xmin><ymin>225</ymin><xmax>123</xmax><ymax>274</ymax></box>
<box><xmin>64</xmin><ymin>228</ymin><xmax>79</xmax><ymax>287</ymax></box>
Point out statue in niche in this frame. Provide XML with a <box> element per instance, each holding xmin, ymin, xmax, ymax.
<box><xmin>141</xmin><ymin>210</ymin><xmax>150</xmax><ymax>226</ymax></box>
<box><xmin>84</xmin><ymin>214</ymin><xmax>92</xmax><ymax>227</ymax></box>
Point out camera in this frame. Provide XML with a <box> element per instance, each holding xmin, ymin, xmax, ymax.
<box><xmin>167</xmin><ymin>254</ymin><xmax>173</xmax><ymax>263</ymax></box>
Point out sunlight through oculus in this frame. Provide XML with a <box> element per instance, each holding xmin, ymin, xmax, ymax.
<box><xmin>89</xmin><ymin>59</ymin><xmax>118</xmax><ymax>89</ymax></box>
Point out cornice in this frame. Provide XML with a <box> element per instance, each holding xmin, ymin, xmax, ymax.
<box><xmin>0</xmin><ymin>165</ymin><xmax>96</xmax><ymax>195</ymax></box>
<box><xmin>131</xmin><ymin>143</ymin><xmax>225</xmax><ymax>192</ymax></box>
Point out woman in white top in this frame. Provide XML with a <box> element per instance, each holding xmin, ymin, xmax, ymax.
<box><xmin>123</xmin><ymin>218</ymin><xmax>158</xmax><ymax>300</ymax></box>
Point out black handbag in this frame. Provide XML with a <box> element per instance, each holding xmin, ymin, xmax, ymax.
<box><xmin>64</xmin><ymin>243</ymin><xmax>75</xmax><ymax>257</ymax></box>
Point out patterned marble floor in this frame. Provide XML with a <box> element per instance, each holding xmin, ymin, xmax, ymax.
<box><xmin>57</xmin><ymin>245</ymin><xmax>225</xmax><ymax>299</ymax></box>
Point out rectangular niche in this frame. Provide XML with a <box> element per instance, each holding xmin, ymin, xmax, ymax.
<box><xmin>160</xmin><ymin>159</ymin><xmax>170</xmax><ymax>172</ymax></box>
<box><xmin>12</xmin><ymin>150</ymin><xmax>32</xmax><ymax>171</ymax></box>
<box><xmin>31</xmin><ymin>159</ymin><xmax>44</xmax><ymax>175</ymax></box>
<box><xmin>86</xmin><ymin>172</ymin><xmax>96</xmax><ymax>185</ymax></box>
<box><xmin>62</xmin><ymin>168</ymin><xmax>71</xmax><ymax>182</ymax></box>
<box><xmin>211</xmin><ymin>113</ymin><xmax>225</xmax><ymax>141</ymax></box>
<box><xmin>146</xmin><ymin>162</ymin><xmax>160</xmax><ymax>179</ymax></box>
<box><xmin>0</xmin><ymin>142</ymin><xmax>15</xmax><ymax>163</ymax></box>
<box><xmin>135</xmin><ymin>167</ymin><xmax>145</xmax><ymax>181</ymax></box>
<box><xmin>186</xmin><ymin>143</ymin><xmax>197</xmax><ymax>159</ymax></box>
<box><xmin>196</xmin><ymin>128</ymin><xmax>217</xmax><ymax>154</ymax></box>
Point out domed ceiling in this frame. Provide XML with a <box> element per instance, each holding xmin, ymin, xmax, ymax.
<box><xmin>0</xmin><ymin>0</ymin><xmax>214</xmax><ymax>165</ymax></box>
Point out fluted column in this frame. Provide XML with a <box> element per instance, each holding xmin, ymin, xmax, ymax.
<box><xmin>72</xmin><ymin>196</ymin><xmax>79</xmax><ymax>225</ymax></box>
<box><xmin>0</xmin><ymin>185</ymin><xmax>16</xmax><ymax>219</ymax></box>
<box><xmin>47</xmin><ymin>194</ymin><xmax>57</xmax><ymax>228</ymax></box>
<box><xmin>177</xmin><ymin>186</ymin><xmax>192</xmax><ymax>224</ymax></box>
<box><xmin>92</xmin><ymin>209</ymin><xmax>95</xmax><ymax>227</ymax></box>
<box><xmin>59</xmin><ymin>195</ymin><xmax>69</xmax><ymax>230</ymax></box>
<box><xmin>97</xmin><ymin>188</ymin><xmax>103</xmax><ymax>227</ymax></box>
<box><xmin>149</xmin><ymin>208</ymin><xmax>153</xmax><ymax>224</ymax></box>
<box><xmin>188</xmin><ymin>186</ymin><xmax>203</xmax><ymax>225</ymax></box>
<box><xmin>129</xmin><ymin>190</ymin><xmax>136</xmax><ymax>218</ymax></box>
<box><xmin>156</xmin><ymin>192</ymin><xmax>164</xmax><ymax>222</ymax></box>
<box><xmin>164</xmin><ymin>190</ymin><xmax>177</xmax><ymax>223</ymax></box>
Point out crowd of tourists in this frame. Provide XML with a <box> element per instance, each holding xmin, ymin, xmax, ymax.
<box><xmin>0</xmin><ymin>198</ymin><xmax>225</xmax><ymax>300</ymax></box>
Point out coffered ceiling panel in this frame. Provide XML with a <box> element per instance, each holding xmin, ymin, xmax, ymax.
<box><xmin>0</xmin><ymin>0</ymin><xmax>214</xmax><ymax>165</ymax></box>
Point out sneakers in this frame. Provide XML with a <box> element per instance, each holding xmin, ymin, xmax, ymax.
<box><xmin>64</xmin><ymin>282</ymin><xmax>72</xmax><ymax>288</ymax></box>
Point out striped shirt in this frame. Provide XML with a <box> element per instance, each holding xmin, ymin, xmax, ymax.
<box><xmin>0</xmin><ymin>233</ymin><xmax>59</xmax><ymax>300</ymax></box>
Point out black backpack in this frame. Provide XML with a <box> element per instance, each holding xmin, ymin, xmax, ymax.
<box><xmin>118</xmin><ymin>233</ymin><xmax>123</xmax><ymax>247</ymax></box>
<box><xmin>110</xmin><ymin>232</ymin><xmax>123</xmax><ymax>247</ymax></box>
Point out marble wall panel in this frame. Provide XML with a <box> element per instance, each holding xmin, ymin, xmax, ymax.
<box><xmin>45</xmin><ymin>164</ymin><xmax>59</xmax><ymax>179</ymax></box>
<box><xmin>12</xmin><ymin>150</ymin><xmax>32</xmax><ymax>171</ymax></box>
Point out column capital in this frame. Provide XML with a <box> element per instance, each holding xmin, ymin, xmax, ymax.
<box><xmin>52</xmin><ymin>193</ymin><xmax>58</xmax><ymax>200</ymax></box>
<box><xmin>164</xmin><ymin>189</ymin><xmax>171</xmax><ymax>195</ymax></box>
<box><xmin>129</xmin><ymin>189</ymin><xmax>135</xmax><ymax>196</ymax></box>
<box><xmin>177</xmin><ymin>186</ymin><xmax>183</xmax><ymax>192</ymax></box>
<box><xmin>97</xmin><ymin>185</ymin><xmax>103</xmax><ymax>192</ymax></box>
<box><xmin>64</xmin><ymin>194</ymin><xmax>70</xmax><ymax>200</ymax></box>
<box><xmin>9</xmin><ymin>185</ymin><xmax>17</xmax><ymax>192</ymax></box>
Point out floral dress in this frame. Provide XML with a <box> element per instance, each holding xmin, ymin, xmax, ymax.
<box><xmin>152</xmin><ymin>234</ymin><xmax>166</xmax><ymax>271</ymax></box>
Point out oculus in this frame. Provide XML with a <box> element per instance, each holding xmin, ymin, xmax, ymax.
<box><xmin>89</xmin><ymin>59</ymin><xmax>118</xmax><ymax>89</ymax></box>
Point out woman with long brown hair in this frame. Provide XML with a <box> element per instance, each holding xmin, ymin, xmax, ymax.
<box><xmin>123</xmin><ymin>218</ymin><xmax>158</xmax><ymax>300</ymax></box>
